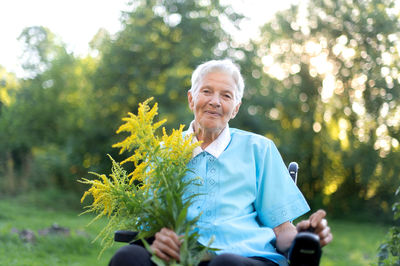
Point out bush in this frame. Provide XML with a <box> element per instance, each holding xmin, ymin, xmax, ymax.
<box><xmin>378</xmin><ymin>186</ymin><xmax>400</xmax><ymax>265</ymax></box>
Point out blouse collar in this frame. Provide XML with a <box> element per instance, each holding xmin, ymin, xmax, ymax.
<box><xmin>186</xmin><ymin>120</ymin><xmax>231</xmax><ymax>159</ymax></box>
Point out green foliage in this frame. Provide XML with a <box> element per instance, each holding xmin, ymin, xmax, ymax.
<box><xmin>0</xmin><ymin>67</ymin><xmax>21</xmax><ymax>192</ymax></box>
<box><xmin>0</xmin><ymin>0</ymin><xmax>245</xmax><ymax>196</ymax></box>
<box><xmin>378</xmin><ymin>186</ymin><xmax>400</xmax><ymax>265</ymax></box>
<box><xmin>18</xmin><ymin>26</ymin><xmax>66</xmax><ymax>76</ymax></box>
<box><xmin>0</xmin><ymin>66</ymin><xmax>19</xmax><ymax>108</ymax></box>
<box><xmin>92</xmin><ymin>0</ymin><xmax>243</xmax><ymax>129</ymax></box>
<box><xmin>0</xmin><ymin>26</ymin><xmax>111</xmax><ymax>194</ymax></box>
<box><xmin>250</xmin><ymin>0</ymin><xmax>400</xmax><ymax>220</ymax></box>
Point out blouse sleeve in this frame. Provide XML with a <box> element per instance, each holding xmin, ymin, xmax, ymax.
<box><xmin>254</xmin><ymin>139</ymin><xmax>310</xmax><ymax>228</ymax></box>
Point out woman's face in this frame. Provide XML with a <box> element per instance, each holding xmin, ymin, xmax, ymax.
<box><xmin>188</xmin><ymin>71</ymin><xmax>241</xmax><ymax>134</ymax></box>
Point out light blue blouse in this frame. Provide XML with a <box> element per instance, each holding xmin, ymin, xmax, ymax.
<box><xmin>183</xmin><ymin>126</ymin><xmax>310</xmax><ymax>265</ymax></box>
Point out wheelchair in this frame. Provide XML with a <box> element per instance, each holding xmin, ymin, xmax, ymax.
<box><xmin>114</xmin><ymin>162</ymin><xmax>322</xmax><ymax>266</ymax></box>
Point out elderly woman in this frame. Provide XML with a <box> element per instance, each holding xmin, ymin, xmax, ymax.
<box><xmin>109</xmin><ymin>59</ymin><xmax>332</xmax><ymax>266</ymax></box>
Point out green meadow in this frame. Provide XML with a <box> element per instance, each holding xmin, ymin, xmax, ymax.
<box><xmin>0</xmin><ymin>191</ymin><xmax>389</xmax><ymax>266</ymax></box>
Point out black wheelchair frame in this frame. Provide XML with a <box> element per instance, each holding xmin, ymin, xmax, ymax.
<box><xmin>114</xmin><ymin>162</ymin><xmax>321</xmax><ymax>266</ymax></box>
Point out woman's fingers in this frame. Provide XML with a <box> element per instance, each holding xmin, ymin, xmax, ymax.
<box><xmin>309</xmin><ymin>209</ymin><xmax>326</xmax><ymax>228</ymax></box>
<box><xmin>296</xmin><ymin>220</ymin><xmax>311</xmax><ymax>232</ymax></box>
<box><xmin>296</xmin><ymin>210</ymin><xmax>333</xmax><ymax>247</ymax></box>
<box><xmin>160</xmin><ymin>228</ymin><xmax>181</xmax><ymax>247</ymax></box>
<box><xmin>318</xmin><ymin>224</ymin><xmax>333</xmax><ymax>247</ymax></box>
<box><xmin>313</xmin><ymin>219</ymin><xmax>332</xmax><ymax>247</ymax></box>
<box><xmin>150</xmin><ymin>228</ymin><xmax>181</xmax><ymax>262</ymax></box>
<box><xmin>152</xmin><ymin>240</ymin><xmax>181</xmax><ymax>261</ymax></box>
<box><xmin>156</xmin><ymin>228</ymin><xmax>181</xmax><ymax>250</ymax></box>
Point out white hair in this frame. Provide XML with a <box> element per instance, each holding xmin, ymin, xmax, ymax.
<box><xmin>189</xmin><ymin>59</ymin><xmax>244</xmax><ymax>104</ymax></box>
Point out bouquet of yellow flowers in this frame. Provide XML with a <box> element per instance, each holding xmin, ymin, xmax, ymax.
<box><xmin>80</xmin><ymin>98</ymin><xmax>211</xmax><ymax>265</ymax></box>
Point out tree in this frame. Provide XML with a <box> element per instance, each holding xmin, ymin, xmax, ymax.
<box><xmin>0</xmin><ymin>67</ymin><xmax>20</xmax><ymax>192</ymax></box>
<box><xmin>92</xmin><ymin>0</ymin><xmax>244</xmax><ymax>131</ymax></box>
<box><xmin>253</xmin><ymin>0</ymin><xmax>400</xmax><ymax>219</ymax></box>
<box><xmin>0</xmin><ymin>26</ymin><xmax>100</xmax><ymax>193</ymax></box>
<box><xmin>0</xmin><ymin>1</ymin><xmax>247</xmax><ymax>195</ymax></box>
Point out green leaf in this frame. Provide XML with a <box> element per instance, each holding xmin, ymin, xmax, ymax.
<box><xmin>175</xmin><ymin>204</ymin><xmax>188</xmax><ymax>233</ymax></box>
<box><xmin>151</xmin><ymin>256</ymin><xmax>167</xmax><ymax>266</ymax></box>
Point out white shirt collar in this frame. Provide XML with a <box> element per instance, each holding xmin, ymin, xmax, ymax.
<box><xmin>186</xmin><ymin>120</ymin><xmax>231</xmax><ymax>159</ymax></box>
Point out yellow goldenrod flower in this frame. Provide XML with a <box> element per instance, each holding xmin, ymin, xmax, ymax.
<box><xmin>79</xmin><ymin>98</ymin><xmax>206</xmax><ymax>265</ymax></box>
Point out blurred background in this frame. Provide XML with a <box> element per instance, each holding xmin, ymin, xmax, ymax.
<box><xmin>1</xmin><ymin>0</ymin><xmax>399</xmax><ymax>264</ymax></box>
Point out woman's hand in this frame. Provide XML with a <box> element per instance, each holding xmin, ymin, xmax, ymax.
<box><xmin>150</xmin><ymin>228</ymin><xmax>181</xmax><ymax>262</ymax></box>
<box><xmin>296</xmin><ymin>209</ymin><xmax>333</xmax><ymax>247</ymax></box>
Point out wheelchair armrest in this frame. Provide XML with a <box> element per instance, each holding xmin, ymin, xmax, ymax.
<box><xmin>114</xmin><ymin>230</ymin><xmax>138</xmax><ymax>243</ymax></box>
<box><xmin>288</xmin><ymin>232</ymin><xmax>321</xmax><ymax>266</ymax></box>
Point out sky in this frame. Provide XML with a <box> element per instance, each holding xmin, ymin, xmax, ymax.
<box><xmin>0</xmin><ymin>0</ymin><xmax>296</xmax><ymax>77</ymax></box>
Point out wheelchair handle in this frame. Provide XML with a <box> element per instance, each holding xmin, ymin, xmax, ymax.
<box><xmin>288</xmin><ymin>162</ymin><xmax>298</xmax><ymax>184</ymax></box>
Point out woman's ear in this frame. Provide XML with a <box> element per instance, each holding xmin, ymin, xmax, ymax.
<box><xmin>188</xmin><ymin>91</ymin><xmax>194</xmax><ymax>111</ymax></box>
<box><xmin>231</xmin><ymin>102</ymin><xmax>241</xmax><ymax>119</ymax></box>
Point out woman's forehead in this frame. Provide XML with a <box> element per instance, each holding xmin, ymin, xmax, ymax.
<box><xmin>200</xmin><ymin>72</ymin><xmax>236</xmax><ymax>88</ymax></box>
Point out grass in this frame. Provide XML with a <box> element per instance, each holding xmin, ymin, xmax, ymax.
<box><xmin>0</xmin><ymin>190</ymin><xmax>390</xmax><ymax>265</ymax></box>
<box><xmin>320</xmin><ymin>220</ymin><xmax>389</xmax><ymax>265</ymax></box>
<box><xmin>0</xmin><ymin>191</ymin><xmax>124</xmax><ymax>266</ymax></box>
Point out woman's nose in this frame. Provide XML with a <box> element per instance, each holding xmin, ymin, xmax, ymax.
<box><xmin>209</xmin><ymin>96</ymin><xmax>221</xmax><ymax>107</ymax></box>
<box><xmin>209</xmin><ymin>94</ymin><xmax>221</xmax><ymax>107</ymax></box>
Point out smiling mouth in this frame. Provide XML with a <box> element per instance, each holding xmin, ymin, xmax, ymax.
<box><xmin>205</xmin><ymin>110</ymin><xmax>221</xmax><ymax>117</ymax></box>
